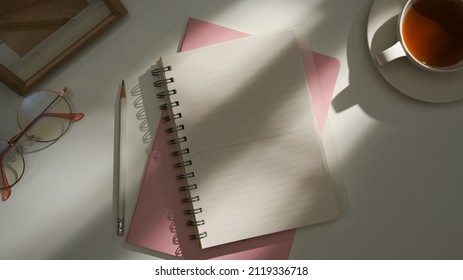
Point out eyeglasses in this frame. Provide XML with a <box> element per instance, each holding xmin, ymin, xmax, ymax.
<box><xmin>0</xmin><ymin>87</ymin><xmax>84</xmax><ymax>201</ymax></box>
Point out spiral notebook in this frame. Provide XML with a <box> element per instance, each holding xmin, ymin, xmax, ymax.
<box><xmin>153</xmin><ymin>25</ymin><xmax>340</xmax><ymax>249</ymax></box>
<box><xmin>127</xmin><ymin>18</ymin><xmax>343</xmax><ymax>259</ymax></box>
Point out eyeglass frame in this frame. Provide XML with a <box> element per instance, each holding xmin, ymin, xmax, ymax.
<box><xmin>0</xmin><ymin>87</ymin><xmax>84</xmax><ymax>201</ymax></box>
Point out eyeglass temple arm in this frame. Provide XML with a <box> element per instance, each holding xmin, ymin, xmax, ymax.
<box><xmin>44</xmin><ymin>88</ymin><xmax>84</xmax><ymax>121</ymax></box>
<box><xmin>42</xmin><ymin>112</ymin><xmax>84</xmax><ymax>121</ymax></box>
<box><xmin>34</xmin><ymin>87</ymin><xmax>84</xmax><ymax>121</ymax></box>
<box><xmin>0</xmin><ymin>151</ymin><xmax>11</xmax><ymax>201</ymax></box>
<box><xmin>54</xmin><ymin>88</ymin><xmax>85</xmax><ymax>121</ymax></box>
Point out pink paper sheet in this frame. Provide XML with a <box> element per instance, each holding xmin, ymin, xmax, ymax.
<box><xmin>127</xmin><ymin>18</ymin><xmax>340</xmax><ymax>259</ymax></box>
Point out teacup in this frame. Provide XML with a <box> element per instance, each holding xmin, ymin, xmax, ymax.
<box><xmin>376</xmin><ymin>0</ymin><xmax>463</xmax><ymax>72</ymax></box>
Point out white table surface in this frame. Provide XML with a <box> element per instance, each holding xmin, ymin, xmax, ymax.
<box><xmin>2</xmin><ymin>0</ymin><xmax>463</xmax><ymax>260</ymax></box>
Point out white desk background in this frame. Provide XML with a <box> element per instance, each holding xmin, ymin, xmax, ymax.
<box><xmin>1</xmin><ymin>0</ymin><xmax>463</xmax><ymax>259</ymax></box>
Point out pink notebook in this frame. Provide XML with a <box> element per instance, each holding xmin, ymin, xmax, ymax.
<box><xmin>126</xmin><ymin>18</ymin><xmax>340</xmax><ymax>259</ymax></box>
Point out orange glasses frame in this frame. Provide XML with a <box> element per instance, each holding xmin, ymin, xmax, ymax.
<box><xmin>0</xmin><ymin>87</ymin><xmax>84</xmax><ymax>201</ymax></box>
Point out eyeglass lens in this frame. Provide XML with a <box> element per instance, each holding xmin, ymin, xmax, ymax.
<box><xmin>17</xmin><ymin>89</ymin><xmax>72</xmax><ymax>142</ymax></box>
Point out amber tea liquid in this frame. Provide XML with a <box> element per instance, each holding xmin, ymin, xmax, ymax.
<box><xmin>402</xmin><ymin>0</ymin><xmax>463</xmax><ymax>68</ymax></box>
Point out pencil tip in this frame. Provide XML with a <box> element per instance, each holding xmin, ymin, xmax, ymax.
<box><xmin>120</xmin><ymin>80</ymin><xmax>126</xmax><ymax>98</ymax></box>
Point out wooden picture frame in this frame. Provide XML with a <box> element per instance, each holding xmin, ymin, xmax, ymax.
<box><xmin>0</xmin><ymin>0</ymin><xmax>127</xmax><ymax>95</ymax></box>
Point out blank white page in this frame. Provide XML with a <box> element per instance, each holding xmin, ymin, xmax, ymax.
<box><xmin>160</xmin><ymin>27</ymin><xmax>339</xmax><ymax>249</ymax></box>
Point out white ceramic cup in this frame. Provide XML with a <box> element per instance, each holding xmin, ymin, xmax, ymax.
<box><xmin>376</xmin><ymin>0</ymin><xmax>463</xmax><ymax>72</ymax></box>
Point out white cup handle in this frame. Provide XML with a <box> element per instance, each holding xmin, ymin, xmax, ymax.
<box><xmin>376</xmin><ymin>41</ymin><xmax>406</xmax><ymax>66</ymax></box>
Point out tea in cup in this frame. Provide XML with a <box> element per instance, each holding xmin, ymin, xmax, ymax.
<box><xmin>376</xmin><ymin>0</ymin><xmax>463</xmax><ymax>72</ymax></box>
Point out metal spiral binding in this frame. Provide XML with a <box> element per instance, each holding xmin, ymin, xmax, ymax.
<box><xmin>184</xmin><ymin>208</ymin><xmax>202</xmax><ymax>215</ymax></box>
<box><xmin>168</xmin><ymin>136</ymin><xmax>187</xmax><ymax>145</ymax></box>
<box><xmin>162</xmin><ymin>112</ymin><xmax>182</xmax><ymax>122</ymax></box>
<box><xmin>165</xmin><ymin>125</ymin><xmax>184</xmax><ymax>134</ymax></box>
<box><xmin>151</xmin><ymin>66</ymin><xmax>172</xmax><ymax>76</ymax></box>
<box><xmin>171</xmin><ymin>148</ymin><xmax>189</xmax><ymax>157</ymax></box>
<box><xmin>181</xmin><ymin>196</ymin><xmax>200</xmax><ymax>203</ymax></box>
<box><xmin>178</xmin><ymin>184</ymin><xmax>197</xmax><ymax>192</ymax></box>
<box><xmin>154</xmin><ymin>77</ymin><xmax>174</xmax><ymax>87</ymax></box>
<box><xmin>153</xmin><ymin>64</ymin><xmax>207</xmax><ymax>241</ymax></box>
<box><xmin>159</xmin><ymin>101</ymin><xmax>179</xmax><ymax>110</ymax></box>
<box><xmin>157</xmin><ymin>89</ymin><xmax>177</xmax><ymax>98</ymax></box>
<box><xmin>177</xmin><ymin>172</ymin><xmax>195</xmax><ymax>180</ymax></box>
<box><xmin>174</xmin><ymin>160</ymin><xmax>192</xmax><ymax>168</ymax></box>
<box><xmin>189</xmin><ymin>232</ymin><xmax>207</xmax><ymax>240</ymax></box>
<box><xmin>187</xmin><ymin>220</ymin><xmax>205</xmax><ymax>226</ymax></box>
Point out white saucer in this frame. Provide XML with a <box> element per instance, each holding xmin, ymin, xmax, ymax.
<box><xmin>367</xmin><ymin>0</ymin><xmax>463</xmax><ymax>103</ymax></box>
